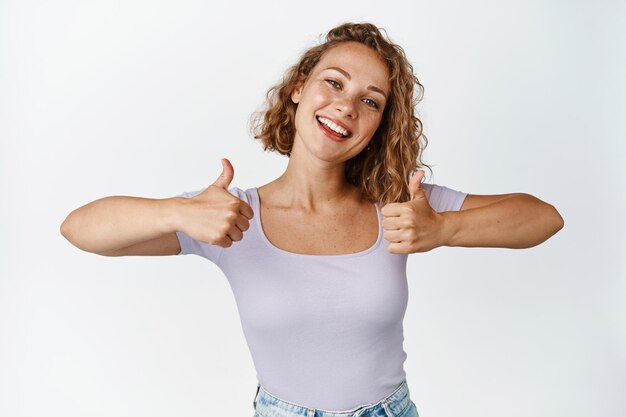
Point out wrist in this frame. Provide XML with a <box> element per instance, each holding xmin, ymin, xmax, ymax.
<box><xmin>439</xmin><ymin>211</ymin><xmax>461</xmax><ymax>247</ymax></box>
<box><xmin>160</xmin><ymin>197</ymin><xmax>187</xmax><ymax>234</ymax></box>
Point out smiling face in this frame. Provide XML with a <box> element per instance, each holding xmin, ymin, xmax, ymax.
<box><xmin>290</xmin><ymin>41</ymin><xmax>391</xmax><ymax>163</ymax></box>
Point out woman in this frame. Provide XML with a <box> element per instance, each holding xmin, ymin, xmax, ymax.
<box><xmin>61</xmin><ymin>22</ymin><xmax>564</xmax><ymax>417</ymax></box>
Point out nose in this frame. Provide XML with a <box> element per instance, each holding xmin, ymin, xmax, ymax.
<box><xmin>334</xmin><ymin>96</ymin><xmax>357</xmax><ymax>119</ymax></box>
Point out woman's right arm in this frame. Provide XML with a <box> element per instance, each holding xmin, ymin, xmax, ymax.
<box><xmin>60</xmin><ymin>196</ymin><xmax>185</xmax><ymax>256</ymax></box>
<box><xmin>60</xmin><ymin>159</ymin><xmax>255</xmax><ymax>257</ymax></box>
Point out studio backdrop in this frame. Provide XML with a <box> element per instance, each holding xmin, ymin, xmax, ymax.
<box><xmin>0</xmin><ymin>1</ymin><xmax>624</xmax><ymax>417</ymax></box>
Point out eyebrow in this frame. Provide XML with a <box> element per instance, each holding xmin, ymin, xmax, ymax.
<box><xmin>323</xmin><ymin>66</ymin><xmax>388</xmax><ymax>100</ymax></box>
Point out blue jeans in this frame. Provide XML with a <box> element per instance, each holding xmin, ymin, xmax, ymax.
<box><xmin>252</xmin><ymin>380</ymin><xmax>420</xmax><ymax>417</ymax></box>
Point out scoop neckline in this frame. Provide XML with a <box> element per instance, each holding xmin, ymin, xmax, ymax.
<box><xmin>250</xmin><ymin>187</ymin><xmax>383</xmax><ymax>259</ymax></box>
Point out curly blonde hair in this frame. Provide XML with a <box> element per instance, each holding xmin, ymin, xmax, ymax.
<box><xmin>248</xmin><ymin>22</ymin><xmax>433</xmax><ymax>206</ymax></box>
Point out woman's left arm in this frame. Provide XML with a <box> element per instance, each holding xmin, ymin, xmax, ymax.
<box><xmin>440</xmin><ymin>193</ymin><xmax>565</xmax><ymax>249</ymax></box>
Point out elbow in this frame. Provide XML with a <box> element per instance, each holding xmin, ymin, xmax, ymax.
<box><xmin>59</xmin><ymin>212</ymin><xmax>85</xmax><ymax>250</ymax></box>
<box><xmin>60</xmin><ymin>214</ymin><xmax>73</xmax><ymax>241</ymax></box>
<box><xmin>59</xmin><ymin>213</ymin><xmax>119</xmax><ymax>256</ymax></box>
<box><xmin>548</xmin><ymin>204</ymin><xmax>565</xmax><ymax>234</ymax></box>
<box><xmin>553</xmin><ymin>205</ymin><xmax>564</xmax><ymax>230</ymax></box>
<box><xmin>530</xmin><ymin>194</ymin><xmax>564</xmax><ymax>234</ymax></box>
<box><xmin>556</xmin><ymin>213</ymin><xmax>565</xmax><ymax>231</ymax></box>
<box><xmin>527</xmin><ymin>195</ymin><xmax>565</xmax><ymax>237</ymax></box>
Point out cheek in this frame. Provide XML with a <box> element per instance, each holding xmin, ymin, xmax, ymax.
<box><xmin>298</xmin><ymin>88</ymin><xmax>328</xmax><ymax>113</ymax></box>
<box><xmin>310</xmin><ymin>89</ymin><xmax>332</xmax><ymax>106</ymax></box>
<box><xmin>365</xmin><ymin>115</ymin><xmax>383</xmax><ymax>134</ymax></box>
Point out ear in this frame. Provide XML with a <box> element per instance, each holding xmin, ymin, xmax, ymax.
<box><xmin>291</xmin><ymin>83</ymin><xmax>303</xmax><ymax>104</ymax></box>
<box><xmin>290</xmin><ymin>74</ymin><xmax>305</xmax><ymax>104</ymax></box>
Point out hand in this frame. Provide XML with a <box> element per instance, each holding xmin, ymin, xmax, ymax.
<box><xmin>178</xmin><ymin>158</ymin><xmax>254</xmax><ymax>248</ymax></box>
<box><xmin>381</xmin><ymin>170</ymin><xmax>445</xmax><ymax>254</ymax></box>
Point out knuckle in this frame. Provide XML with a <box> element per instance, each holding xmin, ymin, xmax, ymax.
<box><xmin>209</xmin><ymin>235</ymin><xmax>221</xmax><ymax>246</ymax></box>
<box><xmin>219</xmin><ymin>223</ymin><xmax>231</xmax><ymax>236</ymax></box>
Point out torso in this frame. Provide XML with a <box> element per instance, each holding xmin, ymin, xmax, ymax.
<box><xmin>256</xmin><ymin>185</ymin><xmax>379</xmax><ymax>256</ymax></box>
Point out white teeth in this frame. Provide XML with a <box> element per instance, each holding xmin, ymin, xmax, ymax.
<box><xmin>317</xmin><ymin>116</ymin><xmax>350</xmax><ymax>137</ymax></box>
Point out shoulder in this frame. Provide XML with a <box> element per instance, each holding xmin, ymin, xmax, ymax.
<box><xmin>422</xmin><ymin>182</ymin><xmax>463</xmax><ymax>197</ymax></box>
<box><xmin>229</xmin><ymin>186</ymin><xmax>255</xmax><ymax>205</ymax></box>
<box><xmin>421</xmin><ymin>183</ymin><xmax>468</xmax><ymax>212</ymax></box>
<box><xmin>178</xmin><ymin>186</ymin><xmax>253</xmax><ymax>203</ymax></box>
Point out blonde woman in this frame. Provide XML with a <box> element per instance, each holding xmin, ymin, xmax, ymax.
<box><xmin>61</xmin><ymin>22</ymin><xmax>564</xmax><ymax>417</ymax></box>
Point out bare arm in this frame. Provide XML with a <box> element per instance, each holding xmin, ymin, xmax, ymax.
<box><xmin>441</xmin><ymin>193</ymin><xmax>564</xmax><ymax>248</ymax></box>
<box><xmin>60</xmin><ymin>159</ymin><xmax>255</xmax><ymax>257</ymax></box>
<box><xmin>60</xmin><ymin>196</ymin><xmax>184</xmax><ymax>255</ymax></box>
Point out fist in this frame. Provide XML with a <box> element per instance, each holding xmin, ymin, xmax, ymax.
<box><xmin>179</xmin><ymin>158</ymin><xmax>254</xmax><ymax>248</ymax></box>
<box><xmin>380</xmin><ymin>170</ymin><xmax>444</xmax><ymax>254</ymax></box>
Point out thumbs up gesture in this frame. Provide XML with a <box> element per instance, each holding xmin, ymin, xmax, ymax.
<box><xmin>179</xmin><ymin>158</ymin><xmax>254</xmax><ymax>248</ymax></box>
<box><xmin>380</xmin><ymin>170</ymin><xmax>445</xmax><ymax>254</ymax></box>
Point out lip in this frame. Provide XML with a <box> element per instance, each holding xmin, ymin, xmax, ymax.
<box><xmin>317</xmin><ymin>118</ymin><xmax>349</xmax><ymax>142</ymax></box>
<box><xmin>316</xmin><ymin>114</ymin><xmax>352</xmax><ymax>136</ymax></box>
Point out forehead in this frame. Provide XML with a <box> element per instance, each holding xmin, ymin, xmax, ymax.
<box><xmin>314</xmin><ymin>42</ymin><xmax>390</xmax><ymax>90</ymax></box>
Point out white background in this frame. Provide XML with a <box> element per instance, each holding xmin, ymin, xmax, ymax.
<box><xmin>1</xmin><ymin>1</ymin><xmax>624</xmax><ymax>416</ymax></box>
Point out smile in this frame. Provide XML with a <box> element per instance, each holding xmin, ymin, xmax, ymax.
<box><xmin>316</xmin><ymin>116</ymin><xmax>352</xmax><ymax>142</ymax></box>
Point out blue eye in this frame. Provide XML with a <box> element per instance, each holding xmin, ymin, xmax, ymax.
<box><xmin>363</xmin><ymin>98</ymin><xmax>379</xmax><ymax>109</ymax></box>
<box><xmin>325</xmin><ymin>79</ymin><xmax>379</xmax><ymax>109</ymax></box>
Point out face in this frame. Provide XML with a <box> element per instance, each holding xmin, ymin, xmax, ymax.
<box><xmin>290</xmin><ymin>41</ymin><xmax>390</xmax><ymax>163</ymax></box>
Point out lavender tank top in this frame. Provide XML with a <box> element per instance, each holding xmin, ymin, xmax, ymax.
<box><xmin>176</xmin><ymin>184</ymin><xmax>467</xmax><ymax>410</ymax></box>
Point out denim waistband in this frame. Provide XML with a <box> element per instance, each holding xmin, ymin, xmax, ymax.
<box><xmin>252</xmin><ymin>380</ymin><xmax>411</xmax><ymax>417</ymax></box>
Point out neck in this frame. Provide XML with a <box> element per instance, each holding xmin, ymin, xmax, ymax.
<box><xmin>268</xmin><ymin>159</ymin><xmax>359</xmax><ymax>213</ymax></box>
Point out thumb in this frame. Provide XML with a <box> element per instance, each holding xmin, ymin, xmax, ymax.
<box><xmin>408</xmin><ymin>169</ymin><xmax>425</xmax><ymax>201</ymax></box>
<box><xmin>211</xmin><ymin>158</ymin><xmax>234</xmax><ymax>190</ymax></box>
